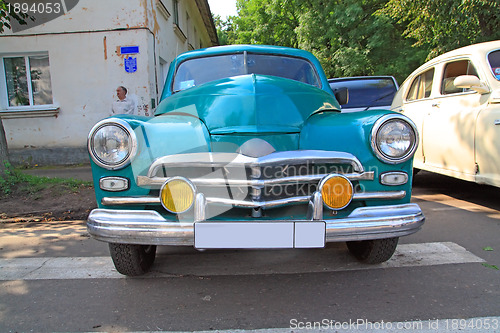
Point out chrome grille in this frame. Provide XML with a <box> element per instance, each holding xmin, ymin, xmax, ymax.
<box><xmin>136</xmin><ymin>150</ymin><xmax>375</xmax><ymax>210</ymax></box>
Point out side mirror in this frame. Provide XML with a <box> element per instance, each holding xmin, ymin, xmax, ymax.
<box><xmin>454</xmin><ymin>75</ymin><xmax>490</xmax><ymax>94</ymax></box>
<box><xmin>334</xmin><ymin>87</ymin><xmax>349</xmax><ymax>105</ymax></box>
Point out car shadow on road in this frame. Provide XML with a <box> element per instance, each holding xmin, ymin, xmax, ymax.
<box><xmin>412</xmin><ymin>170</ymin><xmax>500</xmax><ymax>212</ymax></box>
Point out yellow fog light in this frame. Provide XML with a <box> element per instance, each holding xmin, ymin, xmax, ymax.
<box><xmin>160</xmin><ymin>177</ymin><xmax>195</xmax><ymax>213</ymax></box>
<box><xmin>319</xmin><ymin>175</ymin><xmax>353</xmax><ymax>210</ymax></box>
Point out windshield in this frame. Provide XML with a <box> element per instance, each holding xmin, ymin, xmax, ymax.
<box><xmin>488</xmin><ymin>49</ymin><xmax>500</xmax><ymax>81</ymax></box>
<box><xmin>172</xmin><ymin>52</ymin><xmax>321</xmax><ymax>92</ymax></box>
<box><xmin>329</xmin><ymin>77</ymin><xmax>397</xmax><ymax>109</ymax></box>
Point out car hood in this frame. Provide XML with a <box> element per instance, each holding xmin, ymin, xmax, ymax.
<box><xmin>155</xmin><ymin>74</ymin><xmax>340</xmax><ymax>135</ymax></box>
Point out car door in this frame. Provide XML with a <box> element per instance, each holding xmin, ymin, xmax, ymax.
<box><xmin>422</xmin><ymin>58</ymin><xmax>482</xmax><ymax>180</ymax></box>
<box><xmin>397</xmin><ymin>67</ymin><xmax>436</xmax><ymax>170</ymax></box>
<box><xmin>475</xmin><ymin>49</ymin><xmax>500</xmax><ymax>186</ymax></box>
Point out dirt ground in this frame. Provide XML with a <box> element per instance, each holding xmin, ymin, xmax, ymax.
<box><xmin>0</xmin><ymin>184</ymin><xmax>97</xmax><ymax>222</ymax></box>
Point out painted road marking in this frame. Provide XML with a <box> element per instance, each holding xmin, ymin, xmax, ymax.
<box><xmin>0</xmin><ymin>242</ymin><xmax>484</xmax><ymax>281</ymax></box>
<box><xmin>413</xmin><ymin>193</ymin><xmax>500</xmax><ymax>219</ymax></box>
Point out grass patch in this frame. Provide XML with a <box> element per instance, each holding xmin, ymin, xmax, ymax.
<box><xmin>0</xmin><ymin>164</ymin><xmax>92</xmax><ymax>198</ymax></box>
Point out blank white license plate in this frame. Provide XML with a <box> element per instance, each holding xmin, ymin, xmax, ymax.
<box><xmin>194</xmin><ymin>222</ymin><xmax>325</xmax><ymax>249</ymax></box>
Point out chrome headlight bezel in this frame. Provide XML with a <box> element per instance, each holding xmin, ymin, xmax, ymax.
<box><xmin>371</xmin><ymin>114</ymin><xmax>419</xmax><ymax>164</ymax></box>
<box><xmin>87</xmin><ymin>118</ymin><xmax>138</xmax><ymax>170</ymax></box>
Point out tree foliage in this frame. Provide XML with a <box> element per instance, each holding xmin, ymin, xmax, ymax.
<box><xmin>0</xmin><ymin>0</ymin><xmax>31</xmax><ymax>33</ymax></box>
<box><xmin>231</xmin><ymin>0</ymin><xmax>300</xmax><ymax>47</ymax></box>
<box><xmin>215</xmin><ymin>0</ymin><xmax>499</xmax><ymax>83</ymax></box>
<box><xmin>0</xmin><ymin>0</ymin><xmax>33</xmax><ymax>173</ymax></box>
<box><xmin>380</xmin><ymin>0</ymin><xmax>500</xmax><ymax>59</ymax></box>
<box><xmin>295</xmin><ymin>0</ymin><xmax>427</xmax><ymax>82</ymax></box>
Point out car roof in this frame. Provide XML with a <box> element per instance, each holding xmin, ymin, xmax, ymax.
<box><xmin>162</xmin><ymin>44</ymin><xmax>331</xmax><ymax>97</ymax></box>
<box><xmin>412</xmin><ymin>40</ymin><xmax>500</xmax><ymax>72</ymax></box>
<box><xmin>328</xmin><ymin>76</ymin><xmax>396</xmax><ymax>82</ymax></box>
<box><xmin>175</xmin><ymin>44</ymin><xmax>322</xmax><ymax>65</ymax></box>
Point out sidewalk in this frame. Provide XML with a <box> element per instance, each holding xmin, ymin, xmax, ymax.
<box><xmin>21</xmin><ymin>165</ymin><xmax>93</xmax><ymax>182</ymax></box>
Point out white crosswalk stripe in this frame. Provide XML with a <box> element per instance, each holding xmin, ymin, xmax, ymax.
<box><xmin>0</xmin><ymin>242</ymin><xmax>484</xmax><ymax>281</ymax></box>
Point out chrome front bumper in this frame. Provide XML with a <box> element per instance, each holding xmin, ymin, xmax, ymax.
<box><xmin>87</xmin><ymin>203</ymin><xmax>425</xmax><ymax>247</ymax></box>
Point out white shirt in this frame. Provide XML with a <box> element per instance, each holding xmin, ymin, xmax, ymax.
<box><xmin>112</xmin><ymin>97</ymin><xmax>135</xmax><ymax>115</ymax></box>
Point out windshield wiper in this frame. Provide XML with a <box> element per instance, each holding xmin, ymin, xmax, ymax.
<box><xmin>363</xmin><ymin>91</ymin><xmax>395</xmax><ymax>111</ymax></box>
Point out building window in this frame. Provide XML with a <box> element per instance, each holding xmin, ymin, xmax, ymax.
<box><xmin>173</xmin><ymin>0</ymin><xmax>179</xmax><ymax>26</ymax></box>
<box><xmin>3</xmin><ymin>54</ymin><xmax>53</xmax><ymax>107</ymax></box>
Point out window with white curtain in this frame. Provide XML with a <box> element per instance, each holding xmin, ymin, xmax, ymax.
<box><xmin>2</xmin><ymin>53</ymin><xmax>53</xmax><ymax>107</ymax></box>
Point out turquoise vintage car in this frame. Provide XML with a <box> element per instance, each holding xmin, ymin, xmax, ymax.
<box><xmin>87</xmin><ymin>45</ymin><xmax>425</xmax><ymax>276</ymax></box>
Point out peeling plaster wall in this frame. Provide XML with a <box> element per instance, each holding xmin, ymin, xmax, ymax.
<box><xmin>2</xmin><ymin>28</ymin><xmax>154</xmax><ymax>149</ymax></box>
<box><xmin>1</xmin><ymin>0</ymin><xmax>148</xmax><ymax>35</ymax></box>
<box><xmin>0</xmin><ymin>0</ymin><xmax>217</xmax><ymax>165</ymax></box>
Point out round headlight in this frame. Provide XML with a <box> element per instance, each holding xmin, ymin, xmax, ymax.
<box><xmin>371</xmin><ymin>114</ymin><xmax>418</xmax><ymax>164</ymax></box>
<box><xmin>88</xmin><ymin>119</ymin><xmax>137</xmax><ymax>170</ymax></box>
<box><xmin>160</xmin><ymin>177</ymin><xmax>195</xmax><ymax>213</ymax></box>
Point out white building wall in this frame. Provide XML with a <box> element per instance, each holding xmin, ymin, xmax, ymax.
<box><xmin>0</xmin><ymin>0</ymin><xmax>217</xmax><ymax>165</ymax></box>
<box><xmin>1</xmin><ymin>29</ymin><xmax>155</xmax><ymax>149</ymax></box>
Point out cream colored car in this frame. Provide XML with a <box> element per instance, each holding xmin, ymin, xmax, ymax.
<box><xmin>392</xmin><ymin>40</ymin><xmax>500</xmax><ymax>187</ymax></box>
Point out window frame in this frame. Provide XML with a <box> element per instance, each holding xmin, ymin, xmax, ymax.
<box><xmin>0</xmin><ymin>52</ymin><xmax>58</xmax><ymax>118</ymax></box>
<box><xmin>171</xmin><ymin>52</ymin><xmax>322</xmax><ymax>93</ymax></box>
<box><xmin>487</xmin><ymin>49</ymin><xmax>500</xmax><ymax>80</ymax></box>
<box><xmin>405</xmin><ymin>67</ymin><xmax>435</xmax><ymax>102</ymax></box>
<box><xmin>440</xmin><ymin>58</ymin><xmax>479</xmax><ymax>96</ymax></box>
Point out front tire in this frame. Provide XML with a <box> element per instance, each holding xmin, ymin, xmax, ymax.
<box><xmin>346</xmin><ymin>237</ymin><xmax>398</xmax><ymax>264</ymax></box>
<box><xmin>108</xmin><ymin>243</ymin><xmax>157</xmax><ymax>276</ymax></box>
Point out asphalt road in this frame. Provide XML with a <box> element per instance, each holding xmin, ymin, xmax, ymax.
<box><xmin>1</xmin><ymin>171</ymin><xmax>499</xmax><ymax>332</ymax></box>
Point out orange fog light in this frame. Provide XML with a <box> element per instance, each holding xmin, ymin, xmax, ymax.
<box><xmin>319</xmin><ymin>175</ymin><xmax>353</xmax><ymax>210</ymax></box>
<box><xmin>160</xmin><ymin>177</ymin><xmax>195</xmax><ymax>213</ymax></box>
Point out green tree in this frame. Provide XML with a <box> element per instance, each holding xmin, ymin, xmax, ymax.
<box><xmin>233</xmin><ymin>0</ymin><xmax>300</xmax><ymax>47</ymax></box>
<box><xmin>213</xmin><ymin>14</ymin><xmax>237</xmax><ymax>46</ymax></box>
<box><xmin>296</xmin><ymin>0</ymin><xmax>427</xmax><ymax>82</ymax></box>
<box><xmin>228</xmin><ymin>0</ymin><xmax>428</xmax><ymax>82</ymax></box>
<box><xmin>380</xmin><ymin>0</ymin><xmax>500</xmax><ymax>59</ymax></box>
<box><xmin>0</xmin><ymin>0</ymin><xmax>31</xmax><ymax>33</ymax></box>
<box><xmin>0</xmin><ymin>0</ymin><xmax>33</xmax><ymax>173</ymax></box>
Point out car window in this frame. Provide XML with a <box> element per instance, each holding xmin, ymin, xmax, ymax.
<box><xmin>441</xmin><ymin>60</ymin><xmax>478</xmax><ymax>95</ymax></box>
<box><xmin>406</xmin><ymin>68</ymin><xmax>434</xmax><ymax>101</ymax></box>
<box><xmin>328</xmin><ymin>78</ymin><xmax>397</xmax><ymax>109</ymax></box>
<box><xmin>173</xmin><ymin>52</ymin><xmax>320</xmax><ymax>92</ymax></box>
<box><xmin>488</xmin><ymin>49</ymin><xmax>500</xmax><ymax>80</ymax></box>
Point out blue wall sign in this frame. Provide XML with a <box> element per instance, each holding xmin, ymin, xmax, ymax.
<box><xmin>121</xmin><ymin>46</ymin><xmax>140</xmax><ymax>54</ymax></box>
<box><xmin>124</xmin><ymin>57</ymin><xmax>137</xmax><ymax>73</ymax></box>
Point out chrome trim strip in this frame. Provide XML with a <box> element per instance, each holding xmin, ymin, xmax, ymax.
<box><xmin>87</xmin><ymin>203</ymin><xmax>425</xmax><ymax>245</ymax></box>
<box><xmin>137</xmin><ymin>172</ymin><xmax>375</xmax><ymax>188</ymax></box>
<box><xmin>206</xmin><ymin>195</ymin><xmax>311</xmax><ymax>209</ymax></box>
<box><xmin>147</xmin><ymin>150</ymin><xmax>365</xmax><ymax>178</ymax></box>
<box><xmin>101</xmin><ymin>190</ymin><xmax>406</xmax><ymax>207</ymax></box>
<box><xmin>102</xmin><ymin>197</ymin><xmax>161</xmax><ymax>205</ymax></box>
<box><xmin>353</xmin><ymin>190</ymin><xmax>406</xmax><ymax>200</ymax></box>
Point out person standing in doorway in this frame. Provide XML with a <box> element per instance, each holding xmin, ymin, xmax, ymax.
<box><xmin>112</xmin><ymin>86</ymin><xmax>135</xmax><ymax>115</ymax></box>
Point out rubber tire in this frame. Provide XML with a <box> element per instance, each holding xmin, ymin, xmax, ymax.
<box><xmin>346</xmin><ymin>237</ymin><xmax>398</xmax><ymax>264</ymax></box>
<box><xmin>108</xmin><ymin>243</ymin><xmax>157</xmax><ymax>276</ymax></box>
